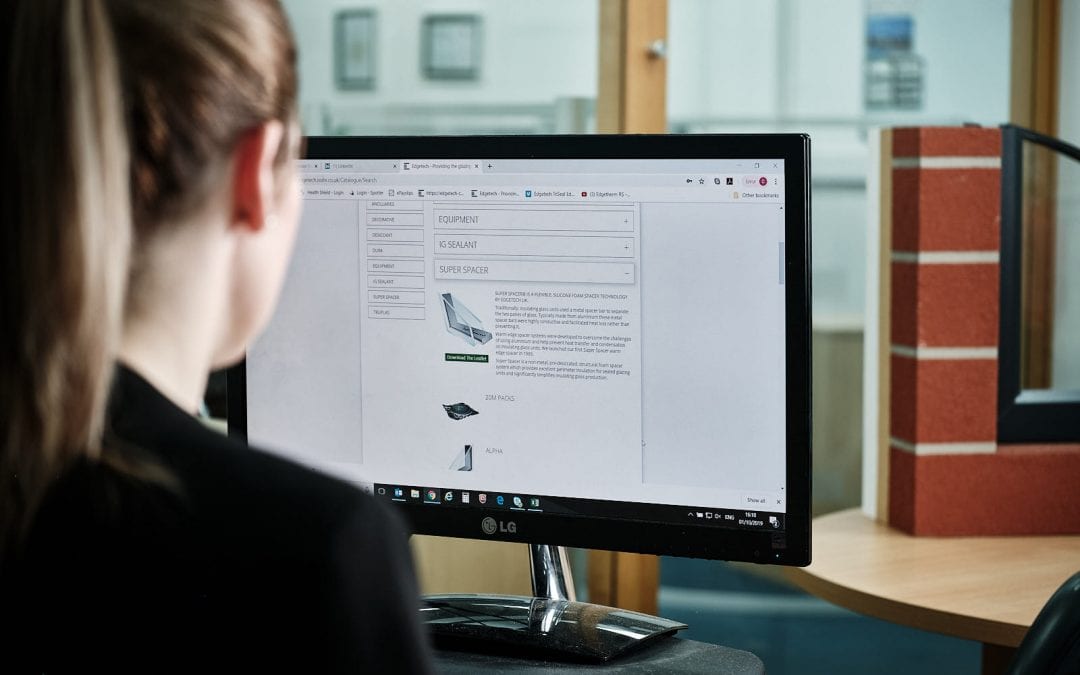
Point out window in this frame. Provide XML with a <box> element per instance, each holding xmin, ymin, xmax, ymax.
<box><xmin>998</xmin><ymin>124</ymin><xmax>1080</xmax><ymax>442</ymax></box>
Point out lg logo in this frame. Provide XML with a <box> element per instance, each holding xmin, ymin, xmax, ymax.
<box><xmin>481</xmin><ymin>516</ymin><xmax>516</xmax><ymax>535</ymax></box>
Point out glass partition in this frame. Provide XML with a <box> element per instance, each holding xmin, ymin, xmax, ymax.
<box><xmin>999</xmin><ymin>125</ymin><xmax>1080</xmax><ymax>443</ymax></box>
<box><xmin>1020</xmin><ymin>139</ymin><xmax>1080</xmax><ymax>391</ymax></box>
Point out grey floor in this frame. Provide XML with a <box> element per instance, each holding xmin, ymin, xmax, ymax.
<box><xmin>659</xmin><ymin>557</ymin><xmax>981</xmax><ymax>675</ymax></box>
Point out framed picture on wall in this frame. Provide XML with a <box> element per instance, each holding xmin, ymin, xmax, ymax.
<box><xmin>421</xmin><ymin>14</ymin><xmax>482</xmax><ymax>81</ymax></box>
<box><xmin>335</xmin><ymin>10</ymin><xmax>376</xmax><ymax>90</ymax></box>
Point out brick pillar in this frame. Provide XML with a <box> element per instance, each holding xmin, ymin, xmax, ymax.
<box><xmin>885</xmin><ymin>126</ymin><xmax>1080</xmax><ymax>536</ymax></box>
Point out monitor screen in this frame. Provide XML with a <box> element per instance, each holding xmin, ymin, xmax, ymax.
<box><xmin>228</xmin><ymin>135</ymin><xmax>811</xmax><ymax>566</ymax></box>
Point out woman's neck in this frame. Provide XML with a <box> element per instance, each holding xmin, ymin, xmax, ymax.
<box><xmin>119</xmin><ymin>318</ymin><xmax>213</xmax><ymax>415</ymax></box>
<box><xmin>118</xmin><ymin>215</ymin><xmax>231</xmax><ymax>415</ymax></box>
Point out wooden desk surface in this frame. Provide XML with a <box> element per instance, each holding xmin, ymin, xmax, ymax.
<box><xmin>785</xmin><ymin>508</ymin><xmax>1080</xmax><ymax>647</ymax></box>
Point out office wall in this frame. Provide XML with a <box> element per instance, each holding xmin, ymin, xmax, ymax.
<box><xmin>287</xmin><ymin>0</ymin><xmax>1012</xmax><ymax>136</ymax></box>
<box><xmin>667</xmin><ymin>0</ymin><xmax>784</xmax><ymax>120</ymax></box>
<box><xmin>668</xmin><ymin>0</ymin><xmax>1011</xmax><ymax>322</ymax></box>
<box><xmin>911</xmin><ymin>0</ymin><xmax>1011</xmax><ymax>125</ymax></box>
<box><xmin>668</xmin><ymin>0</ymin><xmax>1010</xmax><ymax>124</ymax></box>
<box><xmin>283</xmin><ymin>0</ymin><xmax>1012</xmax><ymax>321</ymax></box>
<box><xmin>282</xmin><ymin>0</ymin><xmax>598</xmax><ymax>129</ymax></box>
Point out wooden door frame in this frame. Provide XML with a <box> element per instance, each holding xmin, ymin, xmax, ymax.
<box><xmin>589</xmin><ymin>0</ymin><xmax>668</xmax><ymax>615</ymax></box>
<box><xmin>1010</xmin><ymin>0</ymin><xmax>1062</xmax><ymax>389</ymax></box>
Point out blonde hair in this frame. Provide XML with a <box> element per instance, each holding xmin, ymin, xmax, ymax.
<box><xmin>1</xmin><ymin>0</ymin><xmax>297</xmax><ymax>556</ymax></box>
<box><xmin>1</xmin><ymin>0</ymin><xmax>130</xmax><ymax>557</ymax></box>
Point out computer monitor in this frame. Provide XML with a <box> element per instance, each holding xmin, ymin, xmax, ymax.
<box><xmin>228</xmin><ymin>134</ymin><xmax>811</xmax><ymax>572</ymax></box>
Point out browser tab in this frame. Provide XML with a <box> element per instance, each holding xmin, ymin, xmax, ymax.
<box><xmin>401</xmin><ymin>160</ymin><xmax>483</xmax><ymax>174</ymax></box>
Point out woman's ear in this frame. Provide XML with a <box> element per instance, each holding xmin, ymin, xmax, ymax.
<box><xmin>230</xmin><ymin>120</ymin><xmax>286</xmax><ymax>233</ymax></box>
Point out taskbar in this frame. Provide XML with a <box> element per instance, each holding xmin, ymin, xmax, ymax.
<box><xmin>371</xmin><ymin>483</ymin><xmax>786</xmax><ymax>533</ymax></box>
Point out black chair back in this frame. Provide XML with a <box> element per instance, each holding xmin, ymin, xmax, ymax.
<box><xmin>1006</xmin><ymin>571</ymin><xmax>1080</xmax><ymax>675</ymax></box>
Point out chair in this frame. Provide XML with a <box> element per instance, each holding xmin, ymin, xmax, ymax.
<box><xmin>1006</xmin><ymin>570</ymin><xmax>1080</xmax><ymax>675</ymax></box>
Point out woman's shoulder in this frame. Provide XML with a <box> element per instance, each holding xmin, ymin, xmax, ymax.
<box><xmin>25</xmin><ymin>430</ymin><xmax>402</xmax><ymax>576</ymax></box>
<box><xmin>177</xmin><ymin>429</ymin><xmax>399</xmax><ymax>548</ymax></box>
<box><xmin>12</xmin><ymin>419</ymin><xmax>426</xmax><ymax>674</ymax></box>
<box><xmin>104</xmin><ymin>364</ymin><xmax>400</xmax><ymax>548</ymax></box>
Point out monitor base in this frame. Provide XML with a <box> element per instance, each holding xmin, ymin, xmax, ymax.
<box><xmin>421</xmin><ymin>594</ymin><xmax>688</xmax><ymax>662</ymax></box>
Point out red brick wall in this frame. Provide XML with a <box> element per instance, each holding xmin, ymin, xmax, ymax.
<box><xmin>886</xmin><ymin>126</ymin><xmax>1080</xmax><ymax>536</ymax></box>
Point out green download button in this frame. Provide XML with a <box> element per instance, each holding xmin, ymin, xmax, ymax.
<box><xmin>445</xmin><ymin>353</ymin><xmax>489</xmax><ymax>363</ymax></box>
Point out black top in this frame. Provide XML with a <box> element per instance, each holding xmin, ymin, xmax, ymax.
<box><xmin>3</xmin><ymin>365</ymin><xmax>434</xmax><ymax>673</ymax></box>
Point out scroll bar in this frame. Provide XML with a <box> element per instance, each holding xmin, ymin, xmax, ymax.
<box><xmin>779</xmin><ymin>241</ymin><xmax>785</xmax><ymax>285</ymax></box>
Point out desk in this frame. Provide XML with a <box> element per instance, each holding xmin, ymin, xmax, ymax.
<box><xmin>786</xmin><ymin>508</ymin><xmax>1080</xmax><ymax>674</ymax></box>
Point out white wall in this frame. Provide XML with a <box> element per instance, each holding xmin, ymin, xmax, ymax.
<box><xmin>283</xmin><ymin>0</ymin><xmax>598</xmax><ymax>130</ymax></box>
<box><xmin>286</xmin><ymin>0</ymin><xmax>1013</xmax><ymax>130</ymax></box>
<box><xmin>911</xmin><ymin>0</ymin><xmax>1012</xmax><ymax>125</ymax></box>
<box><xmin>782</xmin><ymin>0</ymin><xmax>864</xmax><ymax>120</ymax></box>
<box><xmin>668</xmin><ymin>0</ymin><xmax>1010</xmax><ymax>125</ymax></box>
<box><xmin>667</xmin><ymin>0</ymin><xmax>782</xmax><ymax>120</ymax></box>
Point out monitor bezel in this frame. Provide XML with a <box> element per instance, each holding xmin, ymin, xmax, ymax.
<box><xmin>227</xmin><ymin>134</ymin><xmax>812</xmax><ymax>566</ymax></box>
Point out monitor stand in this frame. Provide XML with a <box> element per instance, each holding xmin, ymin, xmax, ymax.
<box><xmin>421</xmin><ymin>544</ymin><xmax>688</xmax><ymax>662</ymax></box>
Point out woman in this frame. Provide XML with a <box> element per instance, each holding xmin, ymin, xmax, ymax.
<box><xmin>0</xmin><ymin>1</ymin><xmax>432</xmax><ymax>671</ymax></box>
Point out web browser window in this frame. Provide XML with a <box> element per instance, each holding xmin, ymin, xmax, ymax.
<box><xmin>247</xmin><ymin>158</ymin><xmax>788</xmax><ymax>529</ymax></box>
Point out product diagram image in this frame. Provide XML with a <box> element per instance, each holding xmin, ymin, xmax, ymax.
<box><xmin>443</xmin><ymin>402</ymin><xmax>480</xmax><ymax>420</ymax></box>
<box><xmin>449</xmin><ymin>445</ymin><xmax>474</xmax><ymax>472</ymax></box>
<box><xmin>441</xmin><ymin>292</ymin><xmax>493</xmax><ymax>346</ymax></box>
